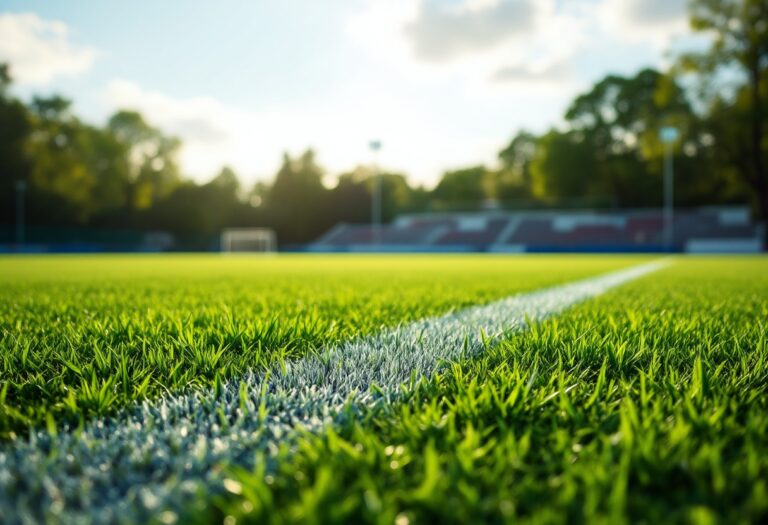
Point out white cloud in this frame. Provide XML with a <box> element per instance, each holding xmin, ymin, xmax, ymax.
<box><xmin>0</xmin><ymin>12</ymin><xmax>97</xmax><ymax>85</ymax></box>
<box><xmin>346</xmin><ymin>0</ymin><xmax>586</xmax><ymax>92</ymax></box>
<box><xmin>491</xmin><ymin>60</ymin><xmax>572</xmax><ymax>84</ymax></box>
<box><xmin>596</xmin><ymin>0</ymin><xmax>689</xmax><ymax>48</ymax></box>
<box><xmin>403</xmin><ymin>0</ymin><xmax>536</xmax><ymax>62</ymax></box>
<box><xmin>347</xmin><ymin>0</ymin><xmax>693</xmax><ymax>89</ymax></box>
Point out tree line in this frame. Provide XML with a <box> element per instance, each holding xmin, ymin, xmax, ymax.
<box><xmin>1</xmin><ymin>0</ymin><xmax>766</xmax><ymax>245</ymax></box>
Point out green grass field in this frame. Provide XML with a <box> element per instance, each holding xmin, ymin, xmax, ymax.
<box><xmin>0</xmin><ymin>254</ymin><xmax>641</xmax><ymax>438</ymax></box>
<box><xmin>213</xmin><ymin>258</ymin><xmax>766</xmax><ymax>525</ymax></box>
<box><xmin>1</xmin><ymin>255</ymin><xmax>767</xmax><ymax>524</ymax></box>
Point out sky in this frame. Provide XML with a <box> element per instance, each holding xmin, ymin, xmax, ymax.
<box><xmin>0</xmin><ymin>0</ymin><xmax>696</xmax><ymax>187</ymax></box>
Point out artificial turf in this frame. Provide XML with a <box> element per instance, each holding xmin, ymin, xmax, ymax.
<box><xmin>0</xmin><ymin>254</ymin><xmax>640</xmax><ymax>438</ymax></box>
<box><xmin>1</xmin><ymin>255</ymin><xmax>766</xmax><ymax>524</ymax></box>
<box><xmin>200</xmin><ymin>258</ymin><xmax>768</xmax><ymax>524</ymax></box>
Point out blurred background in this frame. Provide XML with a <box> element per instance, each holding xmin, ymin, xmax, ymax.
<box><xmin>0</xmin><ymin>0</ymin><xmax>765</xmax><ymax>253</ymax></box>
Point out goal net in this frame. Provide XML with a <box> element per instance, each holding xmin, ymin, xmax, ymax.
<box><xmin>220</xmin><ymin>228</ymin><xmax>277</xmax><ymax>253</ymax></box>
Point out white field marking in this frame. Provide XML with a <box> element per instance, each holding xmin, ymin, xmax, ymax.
<box><xmin>0</xmin><ymin>260</ymin><xmax>667</xmax><ymax>524</ymax></box>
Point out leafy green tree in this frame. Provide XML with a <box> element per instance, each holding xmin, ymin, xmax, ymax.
<box><xmin>566</xmin><ymin>69</ymin><xmax>688</xmax><ymax>153</ymax></box>
<box><xmin>689</xmin><ymin>93</ymin><xmax>756</xmax><ymax>207</ymax></box>
<box><xmin>560</xmin><ymin>68</ymin><xmax>732</xmax><ymax>207</ymax></box>
<box><xmin>107</xmin><ymin>110</ymin><xmax>181</xmax><ymax>209</ymax></box>
<box><xmin>81</xmin><ymin>126</ymin><xmax>132</xmax><ymax>221</ymax></box>
<box><xmin>329</xmin><ymin>167</ymin><xmax>428</xmax><ymax>224</ymax></box>
<box><xmin>377</xmin><ymin>172</ymin><xmax>425</xmax><ymax>221</ymax></box>
<box><xmin>143</xmin><ymin>166</ymin><xmax>246</xmax><ymax>244</ymax></box>
<box><xmin>210</xmin><ymin>166</ymin><xmax>240</xmax><ymax>195</ymax></box>
<box><xmin>25</xmin><ymin>96</ymin><xmax>97</xmax><ymax>223</ymax></box>
<box><xmin>2</xmin><ymin>67</ymin><xmax>135</xmax><ymax>229</ymax></box>
<box><xmin>530</xmin><ymin>130</ymin><xmax>600</xmax><ymax>204</ymax></box>
<box><xmin>565</xmin><ymin>69</ymin><xmax>680</xmax><ymax>205</ymax></box>
<box><xmin>200</xmin><ymin>166</ymin><xmax>245</xmax><ymax>233</ymax></box>
<box><xmin>497</xmin><ymin>131</ymin><xmax>536</xmax><ymax>202</ymax></box>
<box><xmin>0</xmin><ymin>64</ymin><xmax>32</xmax><ymax>227</ymax></box>
<box><xmin>503</xmin><ymin>68</ymin><xmax>743</xmax><ymax>210</ymax></box>
<box><xmin>329</xmin><ymin>169</ymin><xmax>371</xmax><ymax>224</ymax></box>
<box><xmin>264</xmin><ymin>150</ymin><xmax>331</xmax><ymax>243</ymax></box>
<box><xmin>23</xmin><ymin>98</ymin><xmax>143</xmax><ymax>225</ymax></box>
<box><xmin>432</xmin><ymin>165</ymin><xmax>492</xmax><ymax>208</ymax></box>
<box><xmin>682</xmin><ymin>0</ymin><xmax>768</xmax><ymax>233</ymax></box>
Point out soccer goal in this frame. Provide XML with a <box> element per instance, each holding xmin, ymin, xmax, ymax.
<box><xmin>220</xmin><ymin>228</ymin><xmax>277</xmax><ymax>253</ymax></box>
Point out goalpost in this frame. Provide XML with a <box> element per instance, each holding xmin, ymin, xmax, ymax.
<box><xmin>220</xmin><ymin>228</ymin><xmax>277</xmax><ymax>253</ymax></box>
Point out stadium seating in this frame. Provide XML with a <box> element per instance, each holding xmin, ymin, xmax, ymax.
<box><xmin>309</xmin><ymin>206</ymin><xmax>764</xmax><ymax>253</ymax></box>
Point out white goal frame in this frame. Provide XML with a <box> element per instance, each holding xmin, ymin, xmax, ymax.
<box><xmin>220</xmin><ymin>228</ymin><xmax>277</xmax><ymax>253</ymax></box>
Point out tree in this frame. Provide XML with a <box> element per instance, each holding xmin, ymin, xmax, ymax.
<box><xmin>499</xmin><ymin>68</ymin><xmax>741</xmax><ymax>210</ymax></box>
<box><xmin>530</xmin><ymin>130</ymin><xmax>600</xmax><ymax>204</ymax></box>
<box><xmin>264</xmin><ymin>150</ymin><xmax>331</xmax><ymax>243</ymax></box>
<box><xmin>562</xmin><ymin>68</ymin><xmax>717</xmax><ymax>207</ymax></box>
<box><xmin>0</xmin><ymin>64</ymin><xmax>32</xmax><ymax>227</ymax></box>
<box><xmin>210</xmin><ymin>166</ymin><xmax>240</xmax><ymax>195</ymax></box>
<box><xmin>567</xmin><ymin>69</ymin><xmax>668</xmax><ymax>204</ymax></box>
<box><xmin>329</xmin><ymin>167</ymin><xmax>427</xmax><ymax>224</ymax></box>
<box><xmin>497</xmin><ymin>131</ymin><xmax>536</xmax><ymax>202</ymax></box>
<box><xmin>432</xmin><ymin>165</ymin><xmax>492</xmax><ymax>208</ymax></box>
<box><xmin>23</xmin><ymin>98</ymin><xmax>144</xmax><ymax>225</ymax></box>
<box><xmin>26</xmin><ymin>96</ymin><xmax>96</xmax><ymax>223</ymax></box>
<box><xmin>107</xmin><ymin>110</ymin><xmax>181</xmax><ymax>209</ymax></box>
<box><xmin>1</xmin><ymin>67</ymin><xmax>137</xmax><ymax>229</ymax></box>
<box><xmin>376</xmin><ymin>172</ymin><xmax>425</xmax><ymax>221</ymax></box>
<box><xmin>566</xmin><ymin>69</ymin><xmax>689</xmax><ymax>152</ymax></box>
<box><xmin>142</xmin><ymin>166</ymin><xmax>246</xmax><ymax>245</ymax></box>
<box><xmin>199</xmin><ymin>166</ymin><xmax>244</xmax><ymax>233</ymax></box>
<box><xmin>683</xmin><ymin>0</ymin><xmax>768</xmax><ymax>238</ymax></box>
<box><xmin>81</xmin><ymin>126</ymin><xmax>132</xmax><ymax>221</ymax></box>
<box><xmin>329</xmin><ymin>169</ymin><xmax>371</xmax><ymax>224</ymax></box>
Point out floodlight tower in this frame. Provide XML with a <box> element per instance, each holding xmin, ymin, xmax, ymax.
<box><xmin>659</xmin><ymin>126</ymin><xmax>679</xmax><ymax>251</ymax></box>
<box><xmin>15</xmin><ymin>180</ymin><xmax>26</xmax><ymax>251</ymax></box>
<box><xmin>369</xmin><ymin>140</ymin><xmax>382</xmax><ymax>246</ymax></box>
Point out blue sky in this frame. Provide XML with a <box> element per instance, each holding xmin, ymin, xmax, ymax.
<box><xmin>0</xmin><ymin>0</ymin><xmax>695</xmax><ymax>186</ymax></box>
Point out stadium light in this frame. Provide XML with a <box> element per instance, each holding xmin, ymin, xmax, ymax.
<box><xmin>659</xmin><ymin>126</ymin><xmax>679</xmax><ymax>251</ymax></box>
<box><xmin>15</xmin><ymin>180</ymin><xmax>26</xmax><ymax>251</ymax></box>
<box><xmin>369</xmin><ymin>140</ymin><xmax>382</xmax><ymax>246</ymax></box>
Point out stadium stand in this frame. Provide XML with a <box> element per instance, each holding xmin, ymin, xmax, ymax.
<box><xmin>308</xmin><ymin>206</ymin><xmax>764</xmax><ymax>253</ymax></box>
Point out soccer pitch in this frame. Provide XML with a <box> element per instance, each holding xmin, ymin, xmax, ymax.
<box><xmin>1</xmin><ymin>255</ymin><xmax>767</xmax><ymax>523</ymax></box>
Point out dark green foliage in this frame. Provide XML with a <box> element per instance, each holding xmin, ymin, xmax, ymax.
<box><xmin>0</xmin><ymin>65</ymin><xmax>31</xmax><ymax>228</ymax></box>
<box><xmin>497</xmin><ymin>131</ymin><xmax>536</xmax><ymax>202</ymax></box>
<box><xmin>682</xmin><ymin>0</ymin><xmax>768</xmax><ymax>237</ymax></box>
<box><xmin>531</xmin><ymin>130</ymin><xmax>600</xmax><ymax>203</ymax></box>
<box><xmin>432</xmin><ymin>166</ymin><xmax>494</xmax><ymax>206</ymax></box>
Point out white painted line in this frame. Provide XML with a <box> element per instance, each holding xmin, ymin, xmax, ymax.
<box><xmin>0</xmin><ymin>260</ymin><xmax>667</xmax><ymax>524</ymax></box>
